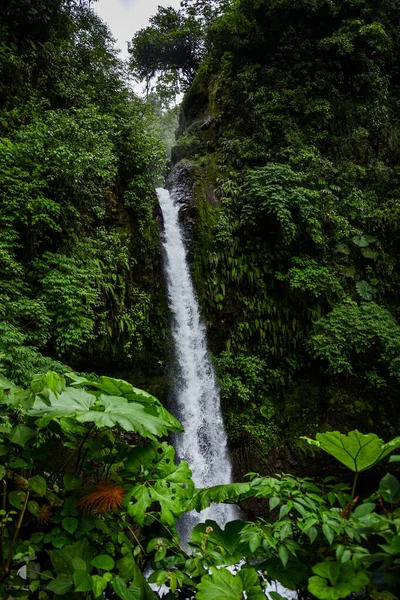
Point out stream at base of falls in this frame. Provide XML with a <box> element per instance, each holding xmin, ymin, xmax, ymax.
<box><xmin>157</xmin><ymin>187</ymin><xmax>238</xmax><ymax>538</ymax></box>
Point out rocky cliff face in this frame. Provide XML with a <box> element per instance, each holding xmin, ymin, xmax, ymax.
<box><xmin>165</xmin><ymin>162</ymin><xmax>196</xmax><ymax>247</ymax></box>
<box><xmin>167</xmin><ymin>0</ymin><xmax>400</xmax><ymax>481</ymax></box>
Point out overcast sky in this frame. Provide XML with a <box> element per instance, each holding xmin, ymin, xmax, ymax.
<box><xmin>94</xmin><ymin>0</ymin><xmax>181</xmax><ymax>60</ymax></box>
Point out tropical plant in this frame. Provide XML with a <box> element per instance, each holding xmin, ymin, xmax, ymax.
<box><xmin>169</xmin><ymin>0</ymin><xmax>400</xmax><ymax>469</ymax></box>
<box><xmin>128</xmin><ymin>0</ymin><xmax>226</xmax><ymax>101</ymax></box>
<box><xmin>0</xmin><ymin>370</ymin><xmax>189</xmax><ymax>598</ymax></box>
<box><xmin>302</xmin><ymin>429</ymin><xmax>400</xmax><ymax>499</ymax></box>
<box><xmin>0</xmin><ymin>0</ymin><xmax>169</xmax><ymax>387</ymax></box>
<box><xmin>128</xmin><ymin>6</ymin><xmax>203</xmax><ymax>101</ymax></box>
<box><xmin>1</xmin><ymin>370</ymin><xmax>399</xmax><ymax>599</ymax></box>
<box><xmin>307</xmin><ymin>303</ymin><xmax>400</xmax><ymax>384</ymax></box>
<box><xmin>148</xmin><ymin>466</ymin><xmax>400</xmax><ymax>599</ymax></box>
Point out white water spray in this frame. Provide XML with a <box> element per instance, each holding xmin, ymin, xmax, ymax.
<box><xmin>157</xmin><ymin>187</ymin><xmax>238</xmax><ymax>534</ymax></box>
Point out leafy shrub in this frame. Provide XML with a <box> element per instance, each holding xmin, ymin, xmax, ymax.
<box><xmin>0</xmin><ymin>371</ymin><xmax>186</xmax><ymax>598</ymax></box>
<box><xmin>1</xmin><ymin>370</ymin><xmax>399</xmax><ymax>599</ymax></box>
<box><xmin>307</xmin><ymin>302</ymin><xmax>400</xmax><ymax>383</ymax></box>
<box><xmin>241</xmin><ymin>164</ymin><xmax>323</xmax><ymax>245</ymax></box>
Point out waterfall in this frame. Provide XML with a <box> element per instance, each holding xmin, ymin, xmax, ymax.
<box><xmin>157</xmin><ymin>187</ymin><xmax>238</xmax><ymax>535</ymax></box>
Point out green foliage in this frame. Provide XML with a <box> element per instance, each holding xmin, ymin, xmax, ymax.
<box><xmin>356</xmin><ymin>280</ymin><xmax>377</xmax><ymax>301</ymax></box>
<box><xmin>242</xmin><ymin>164</ymin><xmax>323</xmax><ymax>245</ymax></box>
<box><xmin>124</xmin><ymin>441</ymin><xmax>193</xmax><ymax>526</ymax></box>
<box><xmin>28</xmin><ymin>385</ymin><xmax>181</xmax><ymax>440</ymax></box>
<box><xmin>307</xmin><ymin>302</ymin><xmax>400</xmax><ymax>383</ymax></box>
<box><xmin>2</xmin><ymin>0</ymin><xmax>400</xmax><ymax>595</ymax></box>
<box><xmin>280</xmin><ymin>258</ymin><xmax>344</xmax><ymax>301</ymax></box>
<box><xmin>378</xmin><ymin>473</ymin><xmax>400</xmax><ymax>504</ymax></box>
<box><xmin>128</xmin><ymin>6</ymin><xmax>203</xmax><ymax>101</ymax></box>
<box><xmin>1</xmin><ymin>367</ymin><xmax>399</xmax><ymax>600</ymax></box>
<box><xmin>213</xmin><ymin>351</ymin><xmax>280</xmax><ymax>460</ymax></box>
<box><xmin>196</xmin><ymin>567</ymin><xmax>265</xmax><ymax>600</ymax></box>
<box><xmin>0</xmin><ymin>0</ymin><xmax>169</xmax><ymax>384</ymax></box>
<box><xmin>302</xmin><ymin>430</ymin><xmax>400</xmax><ymax>474</ymax></box>
<box><xmin>148</xmin><ymin>463</ymin><xmax>400</xmax><ymax>599</ymax></box>
<box><xmin>34</xmin><ymin>250</ymin><xmax>101</xmax><ymax>354</ymax></box>
<box><xmin>128</xmin><ymin>1</ymin><xmax>226</xmax><ymax>102</ymax></box>
<box><xmin>169</xmin><ymin>0</ymin><xmax>400</xmax><ymax>462</ymax></box>
<box><xmin>308</xmin><ymin>562</ymin><xmax>370</xmax><ymax>600</ymax></box>
<box><xmin>0</xmin><ymin>371</ymin><xmax>186</xmax><ymax>598</ymax></box>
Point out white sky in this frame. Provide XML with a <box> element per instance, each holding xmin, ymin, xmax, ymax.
<box><xmin>93</xmin><ymin>0</ymin><xmax>181</xmax><ymax>60</ymax></box>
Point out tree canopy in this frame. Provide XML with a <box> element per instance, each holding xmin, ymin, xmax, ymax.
<box><xmin>0</xmin><ymin>0</ymin><xmax>167</xmax><ymax>386</ymax></box>
<box><xmin>127</xmin><ymin>0</ymin><xmax>227</xmax><ymax>102</ymax></box>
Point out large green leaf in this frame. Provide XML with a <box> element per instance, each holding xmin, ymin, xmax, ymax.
<box><xmin>308</xmin><ymin>562</ymin><xmax>370</xmax><ymax>600</ymax></box>
<box><xmin>111</xmin><ymin>575</ymin><xmax>141</xmax><ymax>600</ymax></box>
<box><xmin>147</xmin><ymin>479</ymin><xmax>192</xmax><ymax>526</ymax></box>
<box><xmin>127</xmin><ymin>484</ymin><xmax>151</xmax><ymax>525</ymax></box>
<box><xmin>196</xmin><ymin>567</ymin><xmax>265</xmax><ymax>600</ymax></box>
<box><xmin>28</xmin><ymin>475</ymin><xmax>47</xmax><ymax>496</ymax></box>
<box><xmin>301</xmin><ymin>430</ymin><xmax>400</xmax><ymax>472</ymax></box>
<box><xmin>62</xmin><ymin>517</ymin><xmax>78</xmax><ymax>534</ymax></box>
<box><xmin>126</xmin><ymin>443</ymin><xmax>193</xmax><ymax>525</ymax></box>
<box><xmin>192</xmin><ymin>482</ymin><xmax>252</xmax><ymax>511</ymax></box>
<box><xmin>46</xmin><ymin>574</ymin><xmax>74</xmax><ymax>595</ymax></box>
<box><xmin>66</xmin><ymin>374</ymin><xmax>182</xmax><ymax>431</ymax></box>
<box><xmin>0</xmin><ymin>375</ymin><xmax>19</xmax><ymax>394</ymax></box>
<box><xmin>378</xmin><ymin>473</ymin><xmax>400</xmax><ymax>504</ymax></box>
<box><xmin>308</xmin><ymin>575</ymin><xmax>345</xmax><ymax>600</ymax></box>
<box><xmin>91</xmin><ymin>555</ymin><xmax>115</xmax><ymax>571</ymax></box>
<box><xmin>73</xmin><ymin>570</ymin><xmax>93</xmax><ymax>592</ymax></box>
<box><xmin>29</xmin><ymin>388</ymin><xmax>96</xmax><ymax>421</ymax></box>
<box><xmin>125</xmin><ymin>442</ymin><xmax>192</xmax><ymax>485</ymax></box>
<box><xmin>190</xmin><ymin>520</ymin><xmax>248</xmax><ymax>561</ymax></box>
<box><xmin>92</xmin><ymin>575</ymin><xmax>108</xmax><ymax>598</ymax></box>
<box><xmin>356</xmin><ymin>280</ymin><xmax>376</xmax><ymax>301</ymax></box>
<box><xmin>129</xmin><ymin>476</ymin><xmax>192</xmax><ymax>526</ymax></box>
<box><xmin>239</xmin><ymin>569</ymin><xmax>266</xmax><ymax>600</ymax></box>
<box><xmin>352</xmin><ymin>235</ymin><xmax>376</xmax><ymax>248</ymax></box>
<box><xmin>67</xmin><ymin>374</ymin><xmax>154</xmax><ymax>403</ymax></box>
<box><xmin>389</xmin><ymin>455</ymin><xmax>400</xmax><ymax>463</ymax></box>
<box><xmin>116</xmin><ymin>554</ymin><xmax>158</xmax><ymax>600</ymax></box>
<box><xmin>28</xmin><ymin>387</ymin><xmax>181</xmax><ymax>439</ymax></box>
<box><xmin>196</xmin><ymin>567</ymin><xmax>243</xmax><ymax>600</ymax></box>
<box><xmin>48</xmin><ymin>540</ymin><xmax>93</xmax><ymax>575</ymax></box>
<box><xmin>77</xmin><ymin>395</ymin><xmax>180</xmax><ymax>438</ymax></box>
<box><xmin>7</xmin><ymin>424</ymin><xmax>37</xmax><ymax>446</ymax></box>
<box><xmin>63</xmin><ymin>472</ymin><xmax>82</xmax><ymax>491</ymax></box>
<box><xmin>9</xmin><ymin>490</ymin><xmax>27</xmax><ymax>509</ymax></box>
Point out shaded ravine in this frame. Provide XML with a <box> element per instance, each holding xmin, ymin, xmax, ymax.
<box><xmin>157</xmin><ymin>187</ymin><xmax>238</xmax><ymax>537</ymax></box>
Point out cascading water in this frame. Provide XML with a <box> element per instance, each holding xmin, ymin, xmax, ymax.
<box><xmin>157</xmin><ymin>187</ymin><xmax>238</xmax><ymax>536</ymax></box>
<box><xmin>154</xmin><ymin>187</ymin><xmax>296</xmax><ymax>599</ymax></box>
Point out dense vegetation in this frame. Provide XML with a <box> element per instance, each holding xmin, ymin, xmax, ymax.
<box><xmin>0</xmin><ymin>0</ymin><xmax>169</xmax><ymax>394</ymax></box>
<box><xmin>132</xmin><ymin>0</ymin><xmax>400</xmax><ymax>473</ymax></box>
<box><xmin>1</xmin><ymin>371</ymin><xmax>399</xmax><ymax>599</ymax></box>
<box><xmin>2</xmin><ymin>0</ymin><xmax>400</xmax><ymax>598</ymax></box>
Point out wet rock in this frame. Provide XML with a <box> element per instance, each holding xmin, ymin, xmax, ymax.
<box><xmin>164</xmin><ymin>162</ymin><xmax>196</xmax><ymax>248</ymax></box>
